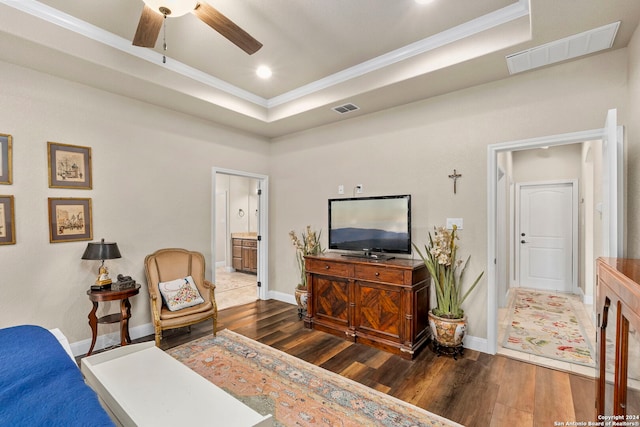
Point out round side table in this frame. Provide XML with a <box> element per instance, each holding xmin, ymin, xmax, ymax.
<box><xmin>86</xmin><ymin>284</ymin><xmax>141</xmax><ymax>356</ymax></box>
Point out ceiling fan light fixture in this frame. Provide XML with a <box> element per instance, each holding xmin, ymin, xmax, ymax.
<box><xmin>142</xmin><ymin>0</ymin><xmax>198</xmax><ymax>17</ymax></box>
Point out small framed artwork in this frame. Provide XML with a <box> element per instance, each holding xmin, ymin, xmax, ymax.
<box><xmin>0</xmin><ymin>134</ymin><xmax>12</xmax><ymax>185</ymax></box>
<box><xmin>0</xmin><ymin>195</ymin><xmax>15</xmax><ymax>245</ymax></box>
<box><xmin>48</xmin><ymin>197</ymin><xmax>92</xmax><ymax>243</ymax></box>
<box><xmin>48</xmin><ymin>142</ymin><xmax>92</xmax><ymax>189</ymax></box>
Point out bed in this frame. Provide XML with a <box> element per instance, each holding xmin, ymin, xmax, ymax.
<box><xmin>0</xmin><ymin>325</ymin><xmax>114</xmax><ymax>426</ymax></box>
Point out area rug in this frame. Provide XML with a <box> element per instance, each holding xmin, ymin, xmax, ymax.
<box><xmin>502</xmin><ymin>288</ymin><xmax>595</xmax><ymax>367</ymax></box>
<box><xmin>167</xmin><ymin>329</ymin><xmax>461</xmax><ymax>427</ymax></box>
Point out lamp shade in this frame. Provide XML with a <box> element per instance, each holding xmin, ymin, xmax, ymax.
<box><xmin>81</xmin><ymin>238</ymin><xmax>122</xmax><ymax>260</ymax></box>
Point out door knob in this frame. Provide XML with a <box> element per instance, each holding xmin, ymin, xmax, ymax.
<box><xmin>521</xmin><ymin>240</ymin><xmax>527</xmax><ymax>244</ymax></box>
<box><xmin>521</xmin><ymin>233</ymin><xmax>526</xmax><ymax>237</ymax></box>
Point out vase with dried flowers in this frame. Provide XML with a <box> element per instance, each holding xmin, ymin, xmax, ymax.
<box><xmin>413</xmin><ymin>224</ymin><xmax>484</xmax><ymax>357</ymax></box>
<box><xmin>289</xmin><ymin>226</ymin><xmax>324</xmax><ymax>318</ymax></box>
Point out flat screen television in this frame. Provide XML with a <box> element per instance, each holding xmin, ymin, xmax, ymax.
<box><xmin>328</xmin><ymin>194</ymin><xmax>411</xmax><ymax>259</ymax></box>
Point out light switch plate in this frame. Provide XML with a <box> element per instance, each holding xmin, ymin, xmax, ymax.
<box><xmin>446</xmin><ymin>218</ymin><xmax>463</xmax><ymax>230</ymax></box>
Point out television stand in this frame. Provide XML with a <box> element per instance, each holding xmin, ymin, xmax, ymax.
<box><xmin>304</xmin><ymin>253</ymin><xmax>430</xmax><ymax>359</ymax></box>
<box><xmin>340</xmin><ymin>251</ymin><xmax>395</xmax><ymax>260</ymax></box>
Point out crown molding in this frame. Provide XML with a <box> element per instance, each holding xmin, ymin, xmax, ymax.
<box><xmin>268</xmin><ymin>0</ymin><xmax>530</xmax><ymax>107</ymax></box>
<box><xmin>1</xmin><ymin>0</ymin><xmax>529</xmax><ymax>112</ymax></box>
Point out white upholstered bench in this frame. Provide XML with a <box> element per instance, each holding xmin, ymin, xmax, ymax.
<box><xmin>81</xmin><ymin>341</ymin><xmax>273</xmax><ymax>427</ymax></box>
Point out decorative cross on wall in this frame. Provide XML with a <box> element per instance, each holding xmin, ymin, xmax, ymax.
<box><xmin>448</xmin><ymin>169</ymin><xmax>462</xmax><ymax>194</ymax></box>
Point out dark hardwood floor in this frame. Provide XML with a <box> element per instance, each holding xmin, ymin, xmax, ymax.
<box><xmin>138</xmin><ymin>299</ymin><xmax>594</xmax><ymax>427</ymax></box>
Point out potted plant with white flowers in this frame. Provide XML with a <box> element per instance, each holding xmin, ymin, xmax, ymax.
<box><xmin>413</xmin><ymin>225</ymin><xmax>483</xmax><ymax>357</ymax></box>
<box><xmin>289</xmin><ymin>226</ymin><xmax>324</xmax><ymax>318</ymax></box>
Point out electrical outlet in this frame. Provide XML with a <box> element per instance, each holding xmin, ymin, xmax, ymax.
<box><xmin>356</xmin><ymin>184</ymin><xmax>364</xmax><ymax>194</ymax></box>
<box><xmin>446</xmin><ymin>218</ymin><xmax>463</xmax><ymax>230</ymax></box>
<box><xmin>338</xmin><ymin>185</ymin><xmax>344</xmax><ymax>194</ymax></box>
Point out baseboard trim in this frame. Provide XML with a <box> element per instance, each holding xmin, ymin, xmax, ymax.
<box><xmin>70</xmin><ymin>323</ymin><xmax>155</xmax><ymax>357</ymax></box>
<box><xmin>463</xmin><ymin>335</ymin><xmax>488</xmax><ymax>354</ymax></box>
<box><xmin>269</xmin><ymin>290</ymin><xmax>296</xmax><ymax>306</ymax></box>
<box><xmin>70</xmin><ymin>295</ymin><xmax>490</xmax><ymax>357</ymax></box>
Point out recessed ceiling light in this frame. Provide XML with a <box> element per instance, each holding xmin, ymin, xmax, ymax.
<box><xmin>256</xmin><ymin>65</ymin><xmax>272</xmax><ymax>79</ymax></box>
<box><xmin>415</xmin><ymin>0</ymin><xmax>435</xmax><ymax>4</ymax></box>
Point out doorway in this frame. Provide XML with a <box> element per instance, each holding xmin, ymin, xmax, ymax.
<box><xmin>211</xmin><ymin>168</ymin><xmax>269</xmax><ymax>309</ymax></box>
<box><xmin>515</xmin><ymin>181</ymin><xmax>577</xmax><ymax>293</ymax></box>
<box><xmin>486</xmin><ymin>108</ymin><xmax>624</xmax><ymax>355</ymax></box>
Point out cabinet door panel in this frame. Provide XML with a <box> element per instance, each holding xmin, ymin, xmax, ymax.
<box><xmin>356</xmin><ymin>282</ymin><xmax>401</xmax><ymax>338</ymax></box>
<box><xmin>242</xmin><ymin>246</ymin><xmax>257</xmax><ymax>272</ymax></box>
<box><xmin>314</xmin><ymin>276</ymin><xmax>349</xmax><ymax>324</ymax></box>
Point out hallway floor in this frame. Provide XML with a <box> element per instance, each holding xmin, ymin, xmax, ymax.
<box><xmin>215</xmin><ymin>267</ymin><xmax>258</xmax><ymax>310</ymax></box>
<box><xmin>497</xmin><ymin>288</ymin><xmax>596</xmax><ymax>378</ymax></box>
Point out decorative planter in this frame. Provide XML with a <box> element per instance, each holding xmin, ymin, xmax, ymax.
<box><xmin>428</xmin><ymin>311</ymin><xmax>466</xmax><ymax>359</ymax></box>
<box><xmin>295</xmin><ymin>287</ymin><xmax>309</xmax><ymax>319</ymax></box>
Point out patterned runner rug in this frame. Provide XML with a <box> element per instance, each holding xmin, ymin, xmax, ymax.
<box><xmin>167</xmin><ymin>329</ymin><xmax>461</xmax><ymax>427</ymax></box>
<box><xmin>502</xmin><ymin>288</ymin><xmax>595</xmax><ymax>367</ymax></box>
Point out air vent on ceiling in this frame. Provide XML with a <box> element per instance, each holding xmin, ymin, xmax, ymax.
<box><xmin>506</xmin><ymin>21</ymin><xmax>620</xmax><ymax>75</ymax></box>
<box><xmin>332</xmin><ymin>103</ymin><xmax>360</xmax><ymax>114</ymax></box>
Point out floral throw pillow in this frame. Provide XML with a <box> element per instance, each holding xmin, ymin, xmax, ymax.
<box><xmin>158</xmin><ymin>276</ymin><xmax>204</xmax><ymax>311</ymax></box>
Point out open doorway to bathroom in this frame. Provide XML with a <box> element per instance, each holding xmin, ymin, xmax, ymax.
<box><xmin>212</xmin><ymin>168</ymin><xmax>269</xmax><ymax>310</ymax></box>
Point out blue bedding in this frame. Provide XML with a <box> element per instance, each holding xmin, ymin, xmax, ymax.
<box><xmin>0</xmin><ymin>325</ymin><xmax>114</xmax><ymax>426</ymax></box>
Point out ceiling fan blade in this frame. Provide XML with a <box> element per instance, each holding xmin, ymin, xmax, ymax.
<box><xmin>132</xmin><ymin>5</ymin><xmax>164</xmax><ymax>48</ymax></box>
<box><xmin>193</xmin><ymin>2</ymin><xmax>263</xmax><ymax>55</ymax></box>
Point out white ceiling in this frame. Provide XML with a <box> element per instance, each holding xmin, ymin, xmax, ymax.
<box><xmin>0</xmin><ymin>0</ymin><xmax>639</xmax><ymax>138</ymax></box>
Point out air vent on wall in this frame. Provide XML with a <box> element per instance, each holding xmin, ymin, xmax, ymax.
<box><xmin>506</xmin><ymin>21</ymin><xmax>620</xmax><ymax>75</ymax></box>
<box><xmin>332</xmin><ymin>103</ymin><xmax>360</xmax><ymax>114</ymax></box>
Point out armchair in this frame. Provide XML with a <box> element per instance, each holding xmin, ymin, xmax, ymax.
<box><xmin>144</xmin><ymin>248</ymin><xmax>217</xmax><ymax>346</ymax></box>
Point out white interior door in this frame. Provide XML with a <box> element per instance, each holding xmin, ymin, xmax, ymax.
<box><xmin>517</xmin><ymin>181</ymin><xmax>576</xmax><ymax>292</ymax></box>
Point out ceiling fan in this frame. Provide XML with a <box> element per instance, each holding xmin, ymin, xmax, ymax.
<box><xmin>133</xmin><ymin>0</ymin><xmax>263</xmax><ymax>55</ymax></box>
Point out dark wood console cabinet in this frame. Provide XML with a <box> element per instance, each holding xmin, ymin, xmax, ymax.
<box><xmin>595</xmin><ymin>257</ymin><xmax>640</xmax><ymax>418</ymax></box>
<box><xmin>304</xmin><ymin>253</ymin><xmax>430</xmax><ymax>359</ymax></box>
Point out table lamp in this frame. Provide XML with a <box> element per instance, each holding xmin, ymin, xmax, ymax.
<box><xmin>82</xmin><ymin>238</ymin><xmax>121</xmax><ymax>289</ymax></box>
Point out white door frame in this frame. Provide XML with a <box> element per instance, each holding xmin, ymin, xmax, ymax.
<box><xmin>487</xmin><ymin>114</ymin><xmax>623</xmax><ymax>354</ymax></box>
<box><xmin>212</xmin><ymin>167</ymin><xmax>269</xmax><ymax>300</ymax></box>
<box><xmin>513</xmin><ymin>179</ymin><xmax>579</xmax><ymax>294</ymax></box>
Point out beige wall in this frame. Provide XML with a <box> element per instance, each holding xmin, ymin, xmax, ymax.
<box><xmin>512</xmin><ymin>144</ymin><xmax>582</xmax><ymax>183</ymax></box>
<box><xmin>269</xmin><ymin>48</ymin><xmax>629</xmax><ymax>341</ymax></box>
<box><xmin>2</xmin><ymin>24</ymin><xmax>638</xmax><ymax>352</ymax></box>
<box><xmin>0</xmin><ymin>60</ymin><xmax>270</xmax><ymax>345</ymax></box>
<box><xmin>628</xmin><ymin>22</ymin><xmax>640</xmax><ymax>257</ymax></box>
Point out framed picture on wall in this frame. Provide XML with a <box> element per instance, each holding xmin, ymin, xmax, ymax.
<box><xmin>0</xmin><ymin>134</ymin><xmax>12</xmax><ymax>185</ymax></box>
<box><xmin>48</xmin><ymin>142</ymin><xmax>92</xmax><ymax>189</ymax></box>
<box><xmin>48</xmin><ymin>197</ymin><xmax>92</xmax><ymax>243</ymax></box>
<box><xmin>0</xmin><ymin>195</ymin><xmax>15</xmax><ymax>245</ymax></box>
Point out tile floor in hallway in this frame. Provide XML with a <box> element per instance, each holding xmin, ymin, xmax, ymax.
<box><xmin>214</xmin><ymin>267</ymin><xmax>258</xmax><ymax>310</ymax></box>
<box><xmin>497</xmin><ymin>288</ymin><xmax>597</xmax><ymax>377</ymax></box>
